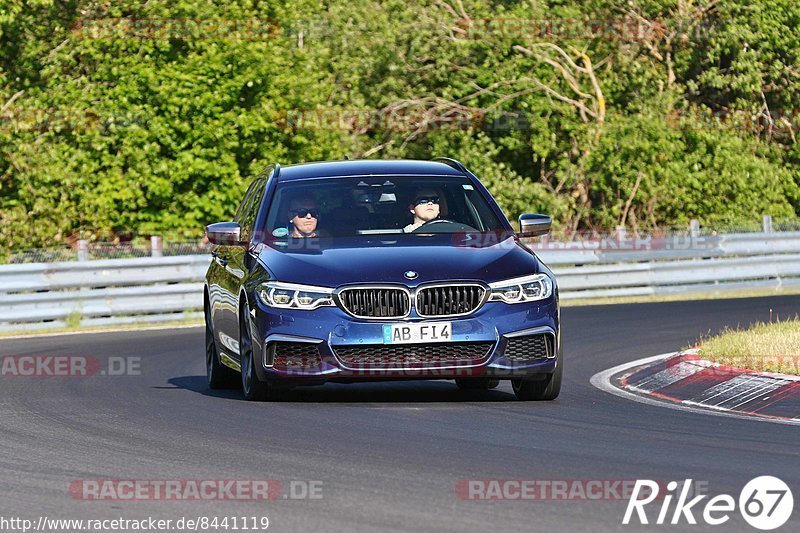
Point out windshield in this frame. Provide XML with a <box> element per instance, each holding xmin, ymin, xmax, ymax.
<box><xmin>262</xmin><ymin>176</ymin><xmax>507</xmax><ymax>238</ymax></box>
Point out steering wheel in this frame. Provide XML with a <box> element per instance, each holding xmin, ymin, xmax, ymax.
<box><xmin>412</xmin><ymin>219</ymin><xmax>478</xmax><ymax>233</ymax></box>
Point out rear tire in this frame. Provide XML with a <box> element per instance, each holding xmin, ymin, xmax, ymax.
<box><xmin>206</xmin><ymin>305</ymin><xmax>238</xmax><ymax>389</ymax></box>
<box><xmin>511</xmin><ymin>359</ymin><xmax>562</xmax><ymax>401</ymax></box>
<box><xmin>455</xmin><ymin>378</ymin><xmax>500</xmax><ymax>390</ymax></box>
<box><xmin>240</xmin><ymin>305</ymin><xmax>271</xmax><ymax>401</ymax></box>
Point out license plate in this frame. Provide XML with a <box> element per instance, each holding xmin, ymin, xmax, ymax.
<box><xmin>383</xmin><ymin>322</ymin><xmax>452</xmax><ymax>344</ymax></box>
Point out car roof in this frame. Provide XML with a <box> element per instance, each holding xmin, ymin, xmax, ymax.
<box><xmin>277</xmin><ymin>159</ymin><xmax>466</xmax><ymax>181</ymax></box>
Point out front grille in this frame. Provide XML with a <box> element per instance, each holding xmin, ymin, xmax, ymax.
<box><xmin>269</xmin><ymin>342</ymin><xmax>324</xmax><ymax>371</ymax></box>
<box><xmin>416</xmin><ymin>284</ymin><xmax>486</xmax><ymax>317</ymax></box>
<box><xmin>334</xmin><ymin>341</ymin><xmax>494</xmax><ymax>367</ymax></box>
<box><xmin>503</xmin><ymin>334</ymin><xmax>554</xmax><ymax>361</ymax></box>
<box><xmin>338</xmin><ymin>287</ymin><xmax>410</xmax><ymax>318</ymax></box>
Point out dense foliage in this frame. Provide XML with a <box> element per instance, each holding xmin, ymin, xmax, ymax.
<box><xmin>1</xmin><ymin>0</ymin><xmax>798</xmax><ymax>249</ymax></box>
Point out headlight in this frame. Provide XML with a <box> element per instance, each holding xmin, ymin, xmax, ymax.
<box><xmin>257</xmin><ymin>281</ymin><xmax>335</xmax><ymax>310</ymax></box>
<box><xmin>488</xmin><ymin>273</ymin><xmax>553</xmax><ymax>303</ymax></box>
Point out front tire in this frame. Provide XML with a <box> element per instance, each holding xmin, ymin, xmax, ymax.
<box><xmin>511</xmin><ymin>359</ymin><xmax>562</xmax><ymax>401</ymax></box>
<box><xmin>240</xmin><ymin>305</ymin><xmax>271</xmax><ymax>401</ymax></box>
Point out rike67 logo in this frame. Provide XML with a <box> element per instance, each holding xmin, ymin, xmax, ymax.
<box><xmin>624</xmin><ymin>476</ymin><xmax>794</xmax><ymax>530</ymax></box>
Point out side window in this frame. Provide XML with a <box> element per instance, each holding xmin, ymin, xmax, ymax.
<box><xmin>234</xmin><ymin>181</ymin><xmax>258</xmax><ymax>226</ymax></box>
<box><xmin>240</xmin><ymin>179</ymin><xmax>266</xmax><ymax>242</ymax></box>
<box><xmin>465</xmin><ymin>188</ymin><xmax>498</xmax><ymax>230</ymax></box>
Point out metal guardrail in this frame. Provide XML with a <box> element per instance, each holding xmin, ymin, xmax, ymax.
<box><xmin>0</xmin><ymin>256</ymin><xmax>208</xmax><ymax>332</ymax></box>
<box><xmin>0</xmin><ymin>232</ymin><xmax>798</xmax><ymax>331</ymax></box>
<box><xmin>537</xmin><ymin>232</ymin><xmax>800</xmax><ymax>299</ymax></box>
<box><xmin>531</xmin><ymin>231</ymin><xmax>800</xmax><ymax>265</ymax></box>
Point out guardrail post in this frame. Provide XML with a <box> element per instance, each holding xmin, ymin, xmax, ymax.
<box><xmin>763</xmin><ymin>215</ymin><xmax>773</xmax><ymax>233</ymax></box>
<box><xmin>151</xmin><ymin>235</ymin><xmax>163</xmax><ymax>257</ymax></box>
<box><xmin>77</xmin><ymin>239</ymin><xmax>89</xmax><ymax>261</ymax></box>
<box><xmin>689</xmin><ymin>219</ymin><xmax>700</xmax><ymax>238</ymax></box>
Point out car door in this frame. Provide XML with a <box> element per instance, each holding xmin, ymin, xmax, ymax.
<box><xmin>220</xmin><ymin>176</ymin><xmax>268</xmax><ymax>362</ymax></box>
<box><xmin>213</xmin><ymin>179</ymin><xmax>260</xmax><ymax>359</ymax></box>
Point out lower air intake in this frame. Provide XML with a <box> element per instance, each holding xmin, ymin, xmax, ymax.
<box><xmin>269</xmin><ymin>342</ymin><xmax>324</xmax><ymax>371</ymax></box>
<box><xmin>503</xmin><ymin>334</ymin><xmax>554</xmax><ymax>361</ymax></box>
<box><xmin>334</xmin><ymin>341</ymin><xmax>494</xmax><ymax>367</ymax></box>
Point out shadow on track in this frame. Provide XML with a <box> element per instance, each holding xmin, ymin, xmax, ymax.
<box><xmin>159</xmin><ymin>375</ymin><xmax>243</xmax><ymax>400</ymax></box>
<box><xmin>165</xmin><ymin>375</ymin><xmax>517</xmax><ymax>403</ymax></box>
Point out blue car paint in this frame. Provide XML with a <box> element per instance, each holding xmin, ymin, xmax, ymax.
<box><xmin>206</xmin><ymin>159</ymin><xmax>560</xmax><ymax>384</ymax></box>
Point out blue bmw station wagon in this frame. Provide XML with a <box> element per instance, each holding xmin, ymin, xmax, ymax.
<box><xmin>204</xmin><ymin>158</ymin><xmax>561</xmax><ymax>401</ymax></box>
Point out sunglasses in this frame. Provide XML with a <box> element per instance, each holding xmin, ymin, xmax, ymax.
<box><xmin>292</xmin><ymin>208</ymin><xmax>319</xmax><ymax>218</ymax></box>
<box><xmin>414</xmin><ymin>196</ymin><xmax>440</xmax><ymax>206</ymax></box>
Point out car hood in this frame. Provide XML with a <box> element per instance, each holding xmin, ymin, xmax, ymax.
<box><xmin>256</xmin><ymin>233</ymin><xmax>540</xmax><ymax>286</ymax></box>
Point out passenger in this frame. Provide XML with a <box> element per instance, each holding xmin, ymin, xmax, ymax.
<box><xmin>403</xmin><ymin>188</ymin><xmax>441</xmax><ymax>233</ymax></box>
<box><xmin>288</xmin><ymin>195</ymin><xmax>321</xmax><ymax>238</ymax></box>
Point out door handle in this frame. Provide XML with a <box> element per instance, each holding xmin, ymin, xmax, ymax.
<box><xmin>212</xmin><ymin>252</ymin><xmax>228</xmax><ymax>267</ymax></box>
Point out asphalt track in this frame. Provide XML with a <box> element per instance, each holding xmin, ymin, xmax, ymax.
<box><xmin>1</xmin><ymin>295</ymin><xmax>798</xmax><ymax>532</ymax></box>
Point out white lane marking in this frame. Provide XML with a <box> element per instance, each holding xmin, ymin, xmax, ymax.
<box><xmin>726</xmin><ymin>382</ymin><xmax>784</xmax><ymax>410</ymax></box>
<box><xmin>590</xmin><ymin>353</ymin><xmax>800</xmax><ymax>427</ymax></box>
<box><xmin>691</xmin><ymin>374</ymin><xmax>759</xmax><ymax>406</ymax></box>
<box><xmin>693</xmin><ymin>375</ymin><xmax>787</xmax><ymax>410</ymax></box>
<box><xmin>0</xmin><ymin>323</ymin><xmax>203</xmax><ymax>341</ymax></box>
<box><xmin>632</xmin><ymin>360</ymin><xmax>712</xmax><ymax>392</ymax></box>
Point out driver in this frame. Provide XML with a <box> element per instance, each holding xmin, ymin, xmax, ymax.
<box><xmin>288</xmin><ymin>194</ymin><xmax>321</xmax><ymax>238</ymax></box>
<box><xmin>403</xmin><ymin>188</ymin><xmax>441</xmax><ymax>233</ymax></box>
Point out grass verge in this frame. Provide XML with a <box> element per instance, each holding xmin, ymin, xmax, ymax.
<box><xmin>698</xmin><ymin>318</ymin><xmax>800</xmax><ymax>376</ymax></box>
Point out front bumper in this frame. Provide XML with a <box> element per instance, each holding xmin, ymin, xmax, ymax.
<box><xmin>251</xmin><ymin>295</ymin><xmax>560</xmax><ymax>382</ymax></box>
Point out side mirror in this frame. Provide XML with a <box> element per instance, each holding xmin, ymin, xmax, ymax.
<box><xmin>206</xmin><ymin>222</ymin><xmax>244</xmax><ymax>246</ymax></box>
<box><xmin>518</xmin><ymin>214</ymin><xmax>551</xmax><ymax>238</ymax></box>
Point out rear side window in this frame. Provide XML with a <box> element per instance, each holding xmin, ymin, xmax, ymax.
<box><xmin>235</xmin><ymin>180</ymin><xmax>259</xmax><ymax>226</ymax></box>
<box><xmin>240</xmin><ymin>179</ymin><xmax>266</xmax><ymax>242</ymax></box>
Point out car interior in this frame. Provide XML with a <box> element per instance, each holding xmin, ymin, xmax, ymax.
<box><xmin>265</xmin><ymin>177</ymin><xmax>500</xmax><ymax>237</ymax></box>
